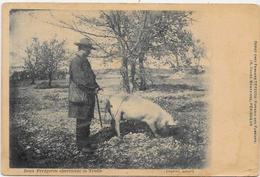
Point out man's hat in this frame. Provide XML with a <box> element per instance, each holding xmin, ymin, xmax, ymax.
<box><xmin>74</xmin><ymin>38</ymin><xmax>96</xmax><ymax>50</ymax></box>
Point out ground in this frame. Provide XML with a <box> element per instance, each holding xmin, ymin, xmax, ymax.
<box><xmin>10</xmin><ymin>68</ymin><xmax>208</xmax><ymax>168</ymax></box>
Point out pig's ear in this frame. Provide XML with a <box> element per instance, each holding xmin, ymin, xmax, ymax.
<box><xmin>173</xmin><ymin>120</ymin><xmax>178</xmax><ymax>126</ymax></box>
<box><xmin>168</xmin><ymin>119</ymin><xmax>177</xmax><ymax>126</ymax></box>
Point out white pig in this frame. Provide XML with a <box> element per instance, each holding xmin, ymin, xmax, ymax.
<box><xmin>105</xmin><ymin>94</ymin><xmax>178</xmax><ymax>137</ymax></box>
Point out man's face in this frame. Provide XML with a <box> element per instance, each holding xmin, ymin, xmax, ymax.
<box><xmin>81</xmin><ymin>46</ymin><xmax>92</xmax><ymax>57</ymax></box>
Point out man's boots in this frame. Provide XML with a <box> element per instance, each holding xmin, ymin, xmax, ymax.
<box><xmin>76</xmin><ymin>119</ymin><xmax>95</xmax><ymax>152</ymax></box>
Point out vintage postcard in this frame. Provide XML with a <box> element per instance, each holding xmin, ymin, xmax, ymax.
<box><xmin>1</xmin><ymin>3</ymin><xmax>259</xmax><ymax>176</ymax></box>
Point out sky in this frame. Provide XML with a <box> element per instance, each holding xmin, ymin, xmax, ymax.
<box><xmin>9</xmin><ymin>10</ymin><xmax>209</xmax><ymax>70</ymax></box>
<box><xmin>10</xmin><ymin>10</ymin><xmax>85</xmax><ymax>66</ymax></box>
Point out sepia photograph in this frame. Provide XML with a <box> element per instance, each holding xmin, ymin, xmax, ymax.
<box><xmin>2</xmin><ymin>3</ymin><xmax>259</xmax><ymax>176</ymax></box>
<box><xmin>9</xmin><ymin>8</ymin><xmax>208</xmax><ymax>169</ymax></box>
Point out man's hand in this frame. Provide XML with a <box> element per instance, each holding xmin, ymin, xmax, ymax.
<box><xmin>95</xmin><ymin>87</ymin><xmax>103</xmax><ymax>94</ymax></box>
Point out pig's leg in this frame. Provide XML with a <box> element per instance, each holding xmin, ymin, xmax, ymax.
<box><xmin>146</xmin><ymin>120</ymin><xmax>159</xmax><ymax>138</ymax></box>
<box><xmin>109</xmin><ymin>111</ymin><xmax>119</xmax><ymax>137</ymax></box>
<box><xmin>114</xmin><ymin>114</ymin><xmax>121</xmax><ymax>137</ymax></box>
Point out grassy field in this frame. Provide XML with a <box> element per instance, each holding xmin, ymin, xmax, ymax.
<box><xmin>10</xmin><ymin>68</ymin><xmax>208</xmax><ymax>168</ymax></box>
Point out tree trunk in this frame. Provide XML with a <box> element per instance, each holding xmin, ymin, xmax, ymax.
<box><xmin>130</xmin><ymin>62</ymin><xmax>137</xmax><ymax>92</ymax></box>
<box><xmin>176</xmin><ymin>55</ymin><xmax>180</xmax><ymax>69</ymax></box>
<box><xmin>31</xmin><ymin>73</ymin><xmax>35</xmax><ymax>85</ymax></box>
<box><xmin>48</xmin><ymin>73</ymin><xmax>52</xmax><ymax>87</ymax></box>
<box><xmin>31</xmin><ymin>77</ymin><xmax>35</xmax><ymax>85</ymax></box>
<box><xmin>121</xmin><ymin>56</ymin><xmax>130</xmax><ymax>93</ymax></box>
<box><xmin>138</xmin><ymin>53</ymin><xmax>147</xmax><ymax>91</ymax></box>
<box><xmin>196</xmin><ymin>58</ymin><xmax>201</xmax><ymax>71</ymax></box>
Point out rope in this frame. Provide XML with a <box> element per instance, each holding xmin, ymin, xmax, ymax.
<box><xmin>113</xmin><ymin>95</ymin><xmax>129</xmax><ymax>119</ymax></box>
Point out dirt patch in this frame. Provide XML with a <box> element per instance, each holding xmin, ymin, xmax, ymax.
<box><xmin>9</xmin><ymin>69</ymin><xmax>208</xmax><ymax>168</ymax></box>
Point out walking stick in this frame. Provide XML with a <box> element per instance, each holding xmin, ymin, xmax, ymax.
<box><xmin>95</xmin><ymin>93</ymin><xmax>103</xmax><ymax>128</ymax></box>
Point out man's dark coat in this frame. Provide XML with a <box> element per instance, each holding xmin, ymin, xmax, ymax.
<box><xmin>68</xmin><ymin>53</ymin><xmax>99</xmax><ymax>120</ymax></box>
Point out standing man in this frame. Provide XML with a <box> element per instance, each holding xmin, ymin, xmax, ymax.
<box><xmin>68</xmin><ymin>38</ymin><xmax>101</xmax><ymax>152</ymax></box>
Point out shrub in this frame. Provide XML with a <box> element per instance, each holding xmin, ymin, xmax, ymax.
<box><xmin>34</xmin><ymin>81</ymin><xmax>68</xmax><ymax>89</ymax></box>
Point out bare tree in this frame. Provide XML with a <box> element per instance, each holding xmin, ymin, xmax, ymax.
<box><xmin>24</xmin><ymin>37</ymin><xmax>66</xmax><ymax>87</ymax></box>
<box><xmin>101</xmin><ymin>11</ymin><xmax>132</xmax><ymax>92</ymax></box>
<box><xmin>23</xmin><ymin>38</ymin><xmax>41</xmax><ymax>84</ymax></box>
<box><xmin>192</xmin><ymin>39</ymin><xmax>205</xmax><ymax>72</ymax></box>
<box><xmin>148</xmin><ymin>11</ymin><xmax>194</xmax><ymax>71</ymax></box>
<box><xmin>47</xmin><ymin>10</ymin><xmax>201</xmax><ymax>92</ymax></box>
<box><xmin>48</xmin><ymin>11</ymin><xmax>146</xmax><ymax>93</ymax></box>
<box><xmin>40</xmin><ymin>38</ymin><xmax>66</xmax><ymax>87</ymax></box>
<box><xmin>125</xmin><ymin>11</ymin><xmax>194</xmax><ymax>90</ymax></box>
